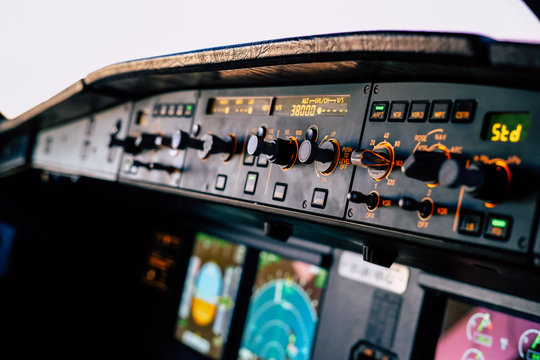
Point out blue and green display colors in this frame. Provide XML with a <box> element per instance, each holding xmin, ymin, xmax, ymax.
<box><xmin>238</xmin><ymin>251</ymin><xmax>328</xmax><ymax>360</ymax></box>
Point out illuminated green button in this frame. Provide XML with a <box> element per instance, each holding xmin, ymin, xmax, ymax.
<box><xmin>370</xmin><ymin>102</ymin><xmax>388</xmax><ymax>121</ymax></box>
<box><xmin>485</xmin><ymin>214</ymin><xmax>512</xmax><ymax>241</ymax></box>
<box><xmin>244</xmin><ymin>172</ymin><xmax>258</xmax><ymax>194</ymax></box>
<box><xmin>184</xmin><ymin>104</ymin><xmax>194</xmax><ymax>117</ymax></box>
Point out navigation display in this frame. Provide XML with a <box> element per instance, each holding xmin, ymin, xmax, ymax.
<box><xmin>434</xmin><ymin>298</ymin><xmax>540</xmax><ymax>360</ymax></box>
<box><xmin>238</xmin><ymin>251</ymin><xmax>328</xmax><ymax>360</ymax></box>
<box><xmin>175</xmin><ymin>232</ymin><xmax>247</xmax><ymax>359</ymax></box>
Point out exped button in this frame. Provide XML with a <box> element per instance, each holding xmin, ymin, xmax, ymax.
<box><xmin>244</xmin><ymin>172</ymin><xmax>258</xmax><ymax>194</ymax></box>
<box><xmin>485</xmin><ymin>215</ymin><xmax>512</xmax><ymax>240</ymax></box>
<box><xmin>311</xmin><ymin>188</ymin><xmax>328</xmax><ymax>209</ymax></box>
<box><xmin>452</xmin><ymin>100</ymin><xmax>476</xmax><ymax>123</ymax></box>
<box><xmin>458</xmin><ymin>211</ymin><xmax>483</xmax><ymax>236</ymax></box>
<box><xmin>370</xmin><ymin>102</ymin><xmax>388</xmax><ymax>121</ymax></box>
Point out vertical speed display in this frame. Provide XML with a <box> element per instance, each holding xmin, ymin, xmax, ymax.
<box><xmin>272</xmin><ymin>95</ymin><xmax>350</xmax><ymax>117</ymax></box>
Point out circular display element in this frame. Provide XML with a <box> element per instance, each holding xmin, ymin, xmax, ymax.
<box><xmin>518</xmin><ymin>328</ymin><xmax>540</xmax><ymax>359</ymax></box>
<box><xmin>192</xmin><ymin>262</ymin><xmax>223</xmax><ymax>326</ymax></box>
<box><xmin>241</xmin><ymin>279</ymin><xmax>317</xmax><ymax>360</ymax></box>
<box><xmin>466</xmin><ymin>312</ymin><xmax>494</xmax><ymax>347</ymax></box>
<box><xmin>461</xmin><ymin>348</ymin><xmax>485</xmax><ymax>360</ymax></box>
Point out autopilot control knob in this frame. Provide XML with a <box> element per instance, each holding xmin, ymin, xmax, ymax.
<box><xmin>401</xmin><ymin>150</ymin><xmax>449</xmax><ymax>183</ymax></box>
<box><xmin>247</xmin><ymin>134</ymin><xmax>298</xmax><ymax>167</ymax></box>
<box><xmin>170</xmin><ymin>130</ymin><xmax>204</xmax><ymax>151</ymax></box>
<box><xmin>438</xmin><ymin>159</ymin><xmax>511</xmax><ymax>201</ymax></box>
<box><xmin>398</xmin><ymin>197</ymin><xmax>434</xmax><ymax>219</ymax></box>
<box><xmin>298</xmin><ymin>140</ymin><xmax>335</xmax><ymax>164</ymax></box>
<box><xmin>198</xmin><ymin>134</ymin><xmax>237</xmax><ymax>160</ymax></box>
<box><xmin>351</xmin><ymin>142</ymin><xmax>395</xmax><ymax>180</ymax></box>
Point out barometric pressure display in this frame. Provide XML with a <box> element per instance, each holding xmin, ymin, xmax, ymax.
<box><xmin>483</xmin><ymin>113</ymin><xmax>530</xmax><ymax>143</ymax></box>
<box><xmin>272</xmin><ymin>95</ymin><xmax>350</xmax><ymax>117</ymax></box>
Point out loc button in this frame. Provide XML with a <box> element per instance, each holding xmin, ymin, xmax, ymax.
<box><xmin>485</xmin><ymin>215</ymin><xmax>512</xmax><ymax>240</ymax></box>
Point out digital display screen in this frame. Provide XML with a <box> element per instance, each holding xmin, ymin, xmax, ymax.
<box><xmin>207</xmin><ymin>97</ymin><xmax>272</xmax><ymax>116</ymax></box>
<box><xmin>483</xmin><ymin>113</ymin><xmax>531</xmax><ymax>143</ymax></box>
<box><xmin>434</xmin><ymin>298</ymin><xmax>540</xmax><ymax>360</ymax></box>
<box><xmin>272</xmin><ymin>95</ymin><xmax>350</xmax><ymax>117</ymax></box>
<box><xmin>142</xmin><ymin>232</ymin><xmax>181</xmax><ymax>291</ymax></box>
<box><xmin>175</xmin><ymin>232</ymin><xmax>247</xmax><ymax>359</ymax></box>
<box><xmin>238</xmin><ymin>251</ymin><xmax>328</xmax><ymax>360</ymax></box>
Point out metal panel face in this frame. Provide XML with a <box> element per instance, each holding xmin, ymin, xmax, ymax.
<box><xmin>348</xmin><ymin>83</ymin><xmax>540</xmax><ymax>253</ymax></box>
<box><xmin>119</xmin><ymin>90</ymin><xmax>199</xmax><ymax>188</ymax></box>
<box><xmin>33</xmin><ymin>103</ymin><xmax>132</xmax><ymax>180</ymax></box>
<box><xmin>180</xmin><ymin>84</ymin><xmax>370</xmax><ymax>217</ymax></box>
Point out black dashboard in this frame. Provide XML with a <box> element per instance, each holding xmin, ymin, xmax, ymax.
<box><xmin>0</xmin><ymin>32</ymin><xmax>539</xmax><ymax>360</ymax></box>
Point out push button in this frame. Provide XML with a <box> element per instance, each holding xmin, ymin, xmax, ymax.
<box><xmin>243</xmin><ymin>151</ymin><xmax>255</xmax><ymax>166</ymax></box>
<box><xmin>175</xmin><ymin>104</ymin><xmax>184</xmax><ymax>117</ymax></box>
<box><xmin>215</xmin><ymin>174</ymin><xmax>227</xmax><ymax>191</ymax></box>
<box><xmin>244</xmin><ymin>172</ymin><xmax>258</xmax><ymax>194</ymax></box>
<box><xmin>159</xmin><ymin>104</ymin><xmax>168</xmax><ymax>117</ymax></box>
<box><xmin>458</xmin><ymin>211</ymin><xmax>483</xmax><ymax>236</ymax></box>
<box><xmin>184</xmin><ymin>104</ymin><xmax>194</xmax><ymax>117</ymax></box>
<box><xmin>429</xmin><ymin>101</ymin><xmax>451</xmax><ymax>122</ymax></box>
<box><xmin>311</xmin><ymin>188</ymin><xmax>328</xmax><ymax>209</ymax></box>
<box><xmin>167</xmin><ymin>104</ymin><xmax>176</xmax><ymax>117</ymax></box>
<box><xmin>408</xmin><ymin>101</ymin><xmax>429</xmax><ymax>122</ymax></box>
<box><xmin>370</xmin><ymin>102</ymin><xmax>388</xmax><ymax>121</ymax></box>
<box><xmin>485</xmin><ymin>214</ymin><xmax>511</xmax><ymax>240</ymax></box>
<box><xmin>257</xmin><ymin>154</ymin><xmax>269</xmax><ymax>167</ymax></box>
<box><xmin>388</xmin><ymin>102</ymin><xmax>407</xmax><ymax>122</ymax></box>
<box><xmin>272</xmin><ymin>183</ymin><xmax>287</xmax><ymax>201</ymax></box>
<box><xmin>452</xmin><ymin>100</ymin><xmax>476</xmax><ymax>123</ymax></box>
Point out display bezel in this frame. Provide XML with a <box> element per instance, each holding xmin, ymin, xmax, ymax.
<box><xmin>170</xmin><ymin>225</ymin><xmax>331</xmax><ymax>360</ymax></box>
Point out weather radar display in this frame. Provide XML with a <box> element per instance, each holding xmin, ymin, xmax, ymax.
<box><xmin>175</xmin><ymin>232</ymin><xmax>246</xmax><ymax>359</ymax></box>
<box><xmin>238</xmin><ymin>251</ymin><xmax>328</xmax><ymax>360</ymax></box>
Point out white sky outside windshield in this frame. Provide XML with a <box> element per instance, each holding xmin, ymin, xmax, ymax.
<box><xmin>1</xmin><ymin>0</ymin><xmax>539</xmax><ymax>118</ymax></box>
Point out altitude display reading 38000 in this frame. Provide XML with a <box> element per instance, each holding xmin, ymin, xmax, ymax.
<box><xmin>273</xmin><ymin>95</ymin><xmax>350</xmax><ymax>117</ymax></box>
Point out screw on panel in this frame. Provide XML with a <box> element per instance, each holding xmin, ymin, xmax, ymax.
<box><xmin>348</xmin><ymin>208</ymin><xmax>354</xmax><ymax>218</ymax></box>
<box><xmin>364</xmin><ymin>85</ymin><xmax>370</xmax><ymax>94</ymax></box>
<box><xmin>302</xmin><ymin>200</ymin><xmax>308</xmax><ymax>209</ymax></box>
<box><xmin>374</xmin><ymin>85</ymin><xmax>380</xmax><ymax>94</ymax></box>
<box><xmin>518</xmin><ymin>236</ymin><xmax>527</xmax><ymax>249</ymax></box>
